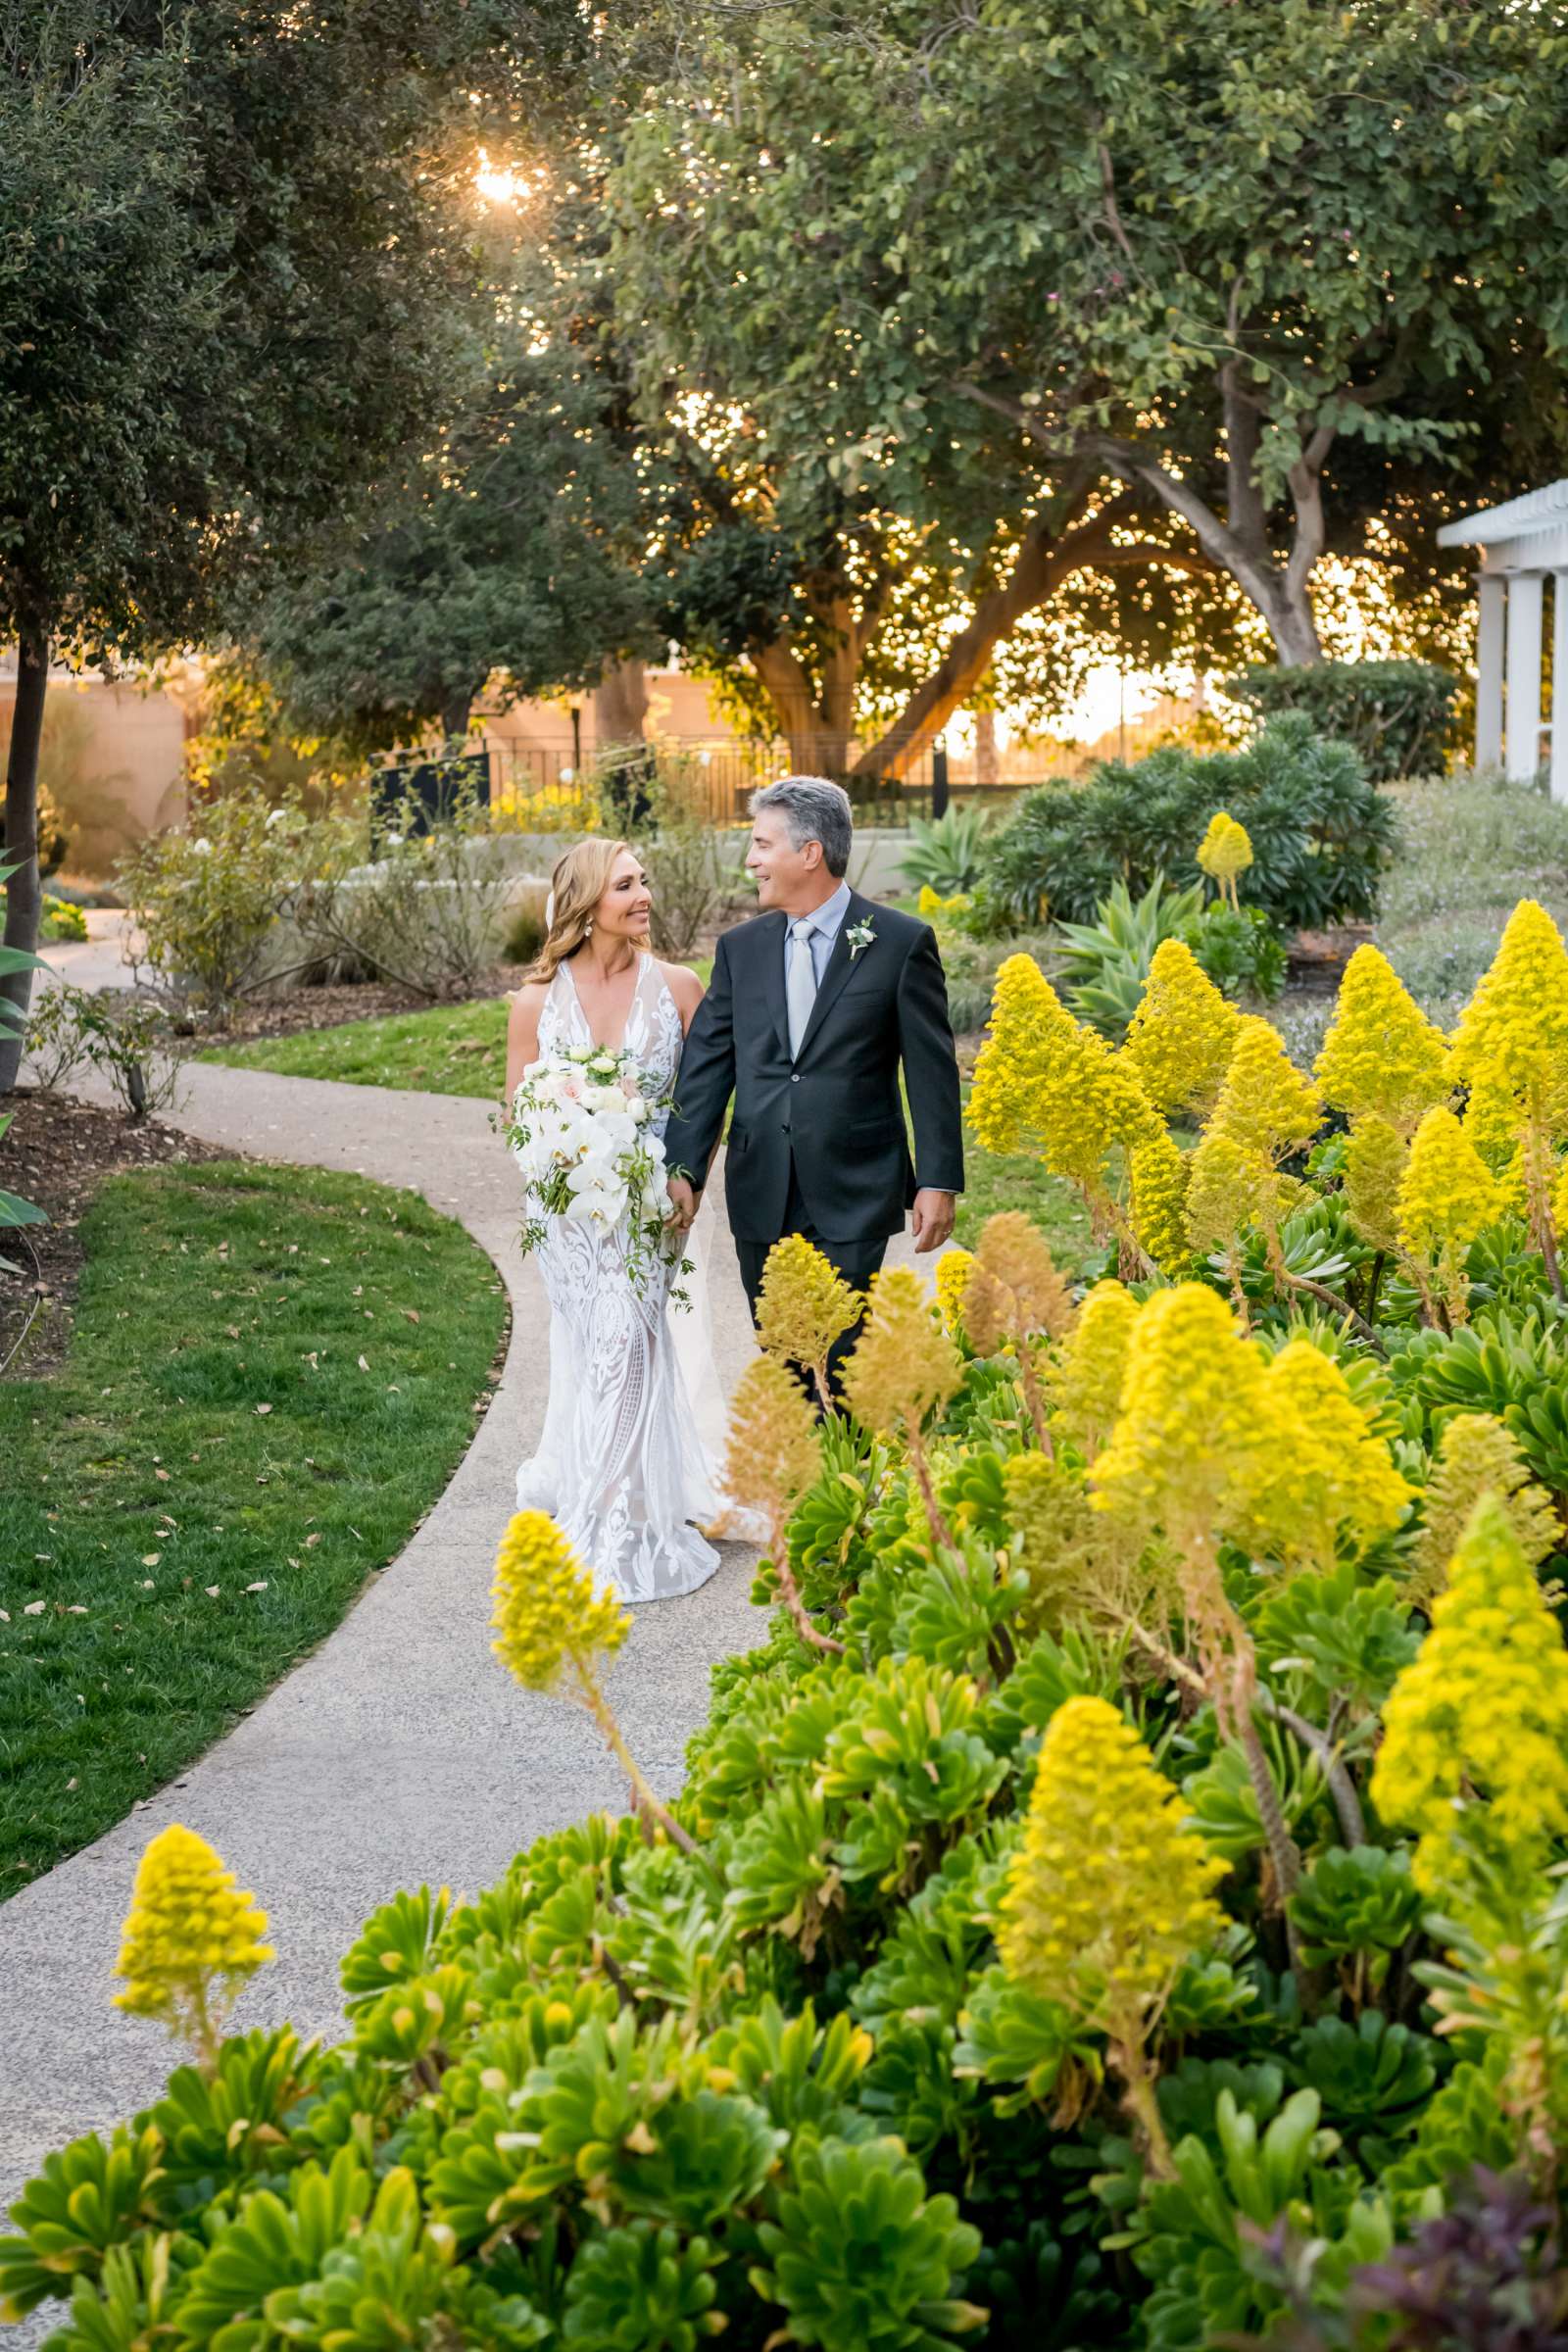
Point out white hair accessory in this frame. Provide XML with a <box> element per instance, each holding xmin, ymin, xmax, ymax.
<box><xmin>544</xmin><ymin>890</ymin><xmax>556</xmax><ymax>927</ymax></box>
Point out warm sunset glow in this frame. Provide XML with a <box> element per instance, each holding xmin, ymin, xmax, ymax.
<box><xmin>474</xmin><ymin>148</ymin><xmax>523</xmax><ymax>207</ymax></box>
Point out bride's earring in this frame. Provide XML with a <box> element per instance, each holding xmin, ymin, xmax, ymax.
<box><xmin>584</xmin><ymin>918</ymin><xmax>595</xmax><ymax>936</ymax></box>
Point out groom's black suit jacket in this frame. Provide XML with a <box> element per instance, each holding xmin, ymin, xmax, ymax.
<box><xmin>664</xmin><ymin>890</ymin><xmax>964</xmax><ymax>1246</ymax></box>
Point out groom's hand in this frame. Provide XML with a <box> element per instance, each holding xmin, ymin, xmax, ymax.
<box><xmin>910</xmin><ymin>1189</ymin><xmax>956</xmax><ymax>1253</ymax></box>
<box><xmin>665</xmin><ymin>1175</ymin><xmax>699</xmax><ymax>1234</ymax></box>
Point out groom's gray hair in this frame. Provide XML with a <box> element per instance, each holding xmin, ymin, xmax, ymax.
<box><xmin>752</xmin><ymin>776</ymin><xmax>854</xmax><ymax>877</ymax></box>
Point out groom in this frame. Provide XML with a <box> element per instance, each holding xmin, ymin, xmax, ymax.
<box><xmin>664</xmin><ymin>777</ymin><xmax>963</xmax><ymax>1377</ymax></box>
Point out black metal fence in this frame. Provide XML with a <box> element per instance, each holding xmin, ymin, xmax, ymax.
<box><xmin>482</xmin><ymin>739</ymin><xmax>1077</xmax><ymax>830</ymax></box>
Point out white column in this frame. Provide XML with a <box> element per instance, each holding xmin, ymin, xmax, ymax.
<box><xmin>1506</xmin><ymin>570</ymin><xmax>1544</xmax><ymax>781</ymax></box>
<box><xmin>1475</xmin><ymin>571</ymin><xmax>1505</xmax><ymax>770</ymax></box>
<box><xmin>1553</xmin><ymin>572</ymin><xmax>1568</xmax><ymax>806</ymax></box>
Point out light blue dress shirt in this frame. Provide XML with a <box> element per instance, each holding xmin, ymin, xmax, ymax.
<box><xmin>785</xmin><ymin>878</ymin><xmax>853</xmax><ymax>992</ymax></box>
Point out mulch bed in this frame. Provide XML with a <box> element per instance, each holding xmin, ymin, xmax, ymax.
<box><xmin>0</xmin><ymin>1089</ymin><xmax>232</xmax><ymax>1379</ymax></box>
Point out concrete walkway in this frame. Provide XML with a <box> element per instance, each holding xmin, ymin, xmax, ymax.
<box><xmin>0</xmin><ymin>1059</ymin><xmax>784</xmax><ymax>2252</ymax></box>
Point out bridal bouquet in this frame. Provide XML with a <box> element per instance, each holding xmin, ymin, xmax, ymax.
<box><xmin>505</xmin><ymin>1043</ymin><xmax>686</xmax><ymax>1298</ymax></box>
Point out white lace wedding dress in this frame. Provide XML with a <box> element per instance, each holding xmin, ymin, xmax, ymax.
<box><xmin>514</xmin><ymin>953</ymin><xmax>723</xmax><ymax>1602</ymax></box>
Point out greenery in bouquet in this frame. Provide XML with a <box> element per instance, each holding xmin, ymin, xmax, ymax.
<box><xmin>19</xmin><ymin>890</ymin><xmax>1568</xmax><ymax>2346</ymax></box>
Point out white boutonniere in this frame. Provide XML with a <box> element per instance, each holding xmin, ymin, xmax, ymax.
<box><xmin>847</xmin><ymin>917</ymin><xmax>877</xmax><ymax>962</ymax></box>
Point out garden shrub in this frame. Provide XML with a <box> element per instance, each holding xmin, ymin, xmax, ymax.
<box><xmin>18</xmin><ymin>897</ymin><xmax>1568</xmax><ymax>2345</ymax></box>
<box><xmin>24</xmin><ymin>981</ymin><xmax>181</xmax><ymax>1116</ymax></box>
<box><xmin>297</xmin><ymin>781</ymin><xmax>519</xmax><ymax>1001</ymax></box>
<box><xmin>1230</xmin><ymin>660</ymin><xmax>1458</xmax><ymax>783</ymax></box>
<box><xmin>118</xmin><ymin>789</ymin><xmax>354</xmax><ymax>1021</ymax></box>
<box><xmin>975</xmin><ymin>716</ymin><xmax>1395</xmax><ymax>935</ymax></box>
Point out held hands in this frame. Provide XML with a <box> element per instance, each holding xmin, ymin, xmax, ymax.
<box><xmin>910</xmin><ymin>1188</ymin><xmax>956</xmax><ymax>1253</ymax></box>
<box><xmin>665</xmin><ymin>1175</ymin><xmax>699</xmax><ymax>1235</ymax></box>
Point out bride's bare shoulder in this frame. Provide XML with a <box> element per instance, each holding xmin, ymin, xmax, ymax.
<box><xmin>507</xmin><ymin>976</ymin><xmax>551</xmax><ymax>1005</ymax></box>
<box><xmin>657</xmin><ymin>958</ymin><xmax>705</xmax><ymax>1015</ymax></box>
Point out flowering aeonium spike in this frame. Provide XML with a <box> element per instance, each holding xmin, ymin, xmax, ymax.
<box><xmin>115</xmin><ymin>1823</ymin><xmax>273</xmax><ymax>2062</ymax></box>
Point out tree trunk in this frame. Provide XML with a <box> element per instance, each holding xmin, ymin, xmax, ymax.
<box><xmin>593</xmin><ymin>655</ymin><xmax>649</xmax><ymax>749</ymax></box>
<box><xmin>850</xmin><ymin>486</ymin><xmax>1130</xmax><ymax>786</ymax></box>
<box><xmin>973</xmin><ymin>706</ymin><xmax>999</xmax><ymax>785</ymax></box>
<box><xmin>440</xmin><ymin>689</ymin><xmax>473</xmax><ymax>743</ymax></box>
<box><xmin>0</xmin><ymin>623</ymin><xmax>49</xmax><ymax>1094</ymax></box>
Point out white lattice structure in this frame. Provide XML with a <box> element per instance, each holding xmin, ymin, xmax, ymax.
<box><xmin>1438</xmin><ymin>480</ymin><xmax>1568</xmax><ymax>798</ymax></box>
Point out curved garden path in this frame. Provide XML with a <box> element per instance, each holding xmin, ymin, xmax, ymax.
<box><xmin>0</xmin><ymin>1056</ymin><xmax>785</xmax><ymax>2245</ymax></box>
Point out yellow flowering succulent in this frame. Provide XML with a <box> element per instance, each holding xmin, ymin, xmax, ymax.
<box><xmin>1409</xmin><ymin>1412</ymin><xmax>1559</xmax><ymax>1609</ymax></box>
<box><xmin>1092</xmin><ymin>1285</ymin><xmax>1267</xmax><ymax>1546</ymax></box>
<box><xmin>1342</xmin><ymin>1114</ymin><xmax>1407</xmax><ymax>1257</ymax></box>
<box><xmin>962</xmin><ymin>1212</ymin><xmax>1075</xmax><ymax>1351</ymax></box>
<box><xmin>968</xmin><ymin>956</ymin><xmax>1156</xmax><ymax>1232</ymax></box>
<box><xmin>490</xmin><ymin>1509</ymin><xmax>630</xmax><ymax>1695</ymax></box>
<box><xmin>1051</xmin><ymin>1280</ymin><xmax>1140</xmax><ymax>1461</ymax></box>
<box><xmin>490</xmin><ymin>1511</ymin><xmax>707</xmax><ymax>1854</ymax></box>
<box><xmin>842</xmin><ymin>1266</ymin><xmax>962</xmax><ymax>1444</ymax></box>
<box><xmin>755</xmin><ymin>1234</ymin><xmax>861</xmax><ymax>1406</ymax></box>
<box><xmin>1129</xmin><ymin>1130</ymin><xmax>1193</xmax><ymax>1275</ymax></box>
<box><xmin>1450</xmin><ymin>900</ymin><xmax>1568</xmax><ymax>1161</ymax></box>
<box><xmin>934</xmin><ymin>1246</ymin><xmax>976</xmax><ymax>1341</ymax></box>
<box><xmin>115</xmin><ymin>1823</ymin><xmax>273</xmax><ymax>2066</ymax></box>
<box><xmin>725</xmin><ymin>1355</ymin><xmax>822</xmax><ymax>1529</ymax></box>
<box><xmin>1396</xmin><ymin>1105</ymin><xmax>1499</xmax><ymax>1324</ymax></box>
<box><xmin>996</xmin><ymin>1694</ymin><xmax>1225</xmax><ymax>2170</ymax></box>
<box><xmin>1182</xmin><ymin>1130</ymin><xmax>1274</xmax><ymax>1289</ymax></box>
<box><xmin>1197</xmin><ymin>809</ymin><xmax>1254</xmax><ymax>906</ymax></box>
<box><xmin>967</xmin><ymin>955</ymin><xmax>1078</xmax><ymax>1157</ymax></box>
<box><xmin>843</xmin><ymin>1267</ymin><xmax>963</xmax><ymax>1548</ymax></box>
<box><xmin>1371</xmin><ymin>1495</ymin><xmax>1568</xmax><ymax>1895</ymax></box>
<box><xmin>1314</xmin><ymin>945</ymin><xmax>1450</xmax><ymax>1135</ymax></box>
<box><xmin>1208</xmin><ymin>1015</ymin><xmax>1322</xmax><ymax>1168</ymax></box>
<box><xmin>1123</xmin><ymin>936</ymin><xmax>1242</xmax><ymax>1119</ymax></box>
<box><xmin>1242</xmin><ymin>1339</ymin><xmax>1411</xmax><ymax>1571</ymax></box>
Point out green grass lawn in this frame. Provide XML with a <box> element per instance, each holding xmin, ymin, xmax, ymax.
<box><xmin>201</xmin><ymin>997</ymin><xmax>514</xmax><ymax>1099</ymax></box>
<box><xmin>954</xmin><ymin>1139</ymin><xmax>1093</xmax><ymax>1266</ymax></box>
<box><xmin>201</xmin><ymin>960</ymin><xmax>716</xmax><ymax>1099</ymax></box>
<box><xmin>0</xmin><ymin>1159</ymin><xmax>507</xmax><ymax>1898</ymax></box>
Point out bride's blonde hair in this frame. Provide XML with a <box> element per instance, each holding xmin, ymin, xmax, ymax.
<box><xmin>524</xmin><ymin>836</ymin><xmax>634</xmax><ymax>984</ymax></box>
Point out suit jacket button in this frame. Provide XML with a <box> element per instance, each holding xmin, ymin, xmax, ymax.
<box><xmin>791</xmin><ymin>1073</ymin><xmax>801</xmax><ymax>1083</ymax></box>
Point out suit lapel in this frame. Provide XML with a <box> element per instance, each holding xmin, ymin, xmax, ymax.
<box><xmin>796</xmin><ymin>890</ymin><xmax>868</xmax><ymax>1064</ymax></box>
<box><xmin>755</xmin><ymin>909</ymin><xmax>793</xmax><ymax>1065</ymax></box>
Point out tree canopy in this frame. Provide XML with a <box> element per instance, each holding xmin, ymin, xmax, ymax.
<box><xmin>0</xmin><ymin>0</ymin><xmax>577</xmax><ymax>1078</ymax></box>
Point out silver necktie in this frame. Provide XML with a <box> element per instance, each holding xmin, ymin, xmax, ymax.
<box><xmin>787</xmin><ymin>917</ymin><xmax>817</xmax><ymax>1058</ymax></box>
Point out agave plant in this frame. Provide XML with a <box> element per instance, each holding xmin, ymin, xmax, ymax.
<box><xmin>1055</xmin><ymin>875</ymin><xmax>1206</xmax><ymax>1039</ymax></box>
<box><xmin>900</xmin><ymin>805</ymin><xmax>992</xmax><ymax>898</ymax></box>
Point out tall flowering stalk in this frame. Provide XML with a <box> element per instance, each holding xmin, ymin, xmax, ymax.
<box><xmin>1372</xmin><ymin>1497</ymin><xmax>1568</xmax><ymax>2172</ymax></box>
<box><xmin>1396</xmin><ymin>1106</ymin><xmax>1499</xmax><ymax>1329</ymax></box>
<box><xmin>968</xmin><ymin>955</ymin><xmax>1157</xmax><ymax>1266</ymax></box>
<box><xmin>996</xmin><ymin>1696</ymin><xmax>1226</xmax><ymax>2175</ymax></box>
<box><xmin>1450</xmin><ymin>900</ymin><xmax>1568</xmax><ymax>1295</ymax></box>
<box><xmin>961</xmin><ymin>1212</ymin><xmax>1074</xmax><ymax>1449</ymax></box>
<box><xmin>1242</xmin><ymin>1340</ymin><xmax>1411</xmax><ymax>1573</ymax></box>
<box><xmin>934</xmin><ymin>1247</ymin><xmax>976</xmax><ymax>1343</ymax></box>
<box><xmin>114</xmin><ymin>1824</ymin><xmax>273</xmax><ymax>2073</ymax></box>
<box><xmin>1315</xmin><ymin>945</ymin><xmax>1450</xmax><ymax>1136</ymax></box>
<box><xmin>842</xmin><ymin>1267</ymin><xmax>963</xmax><ymax>1549</ymax></box>
<box><xmin>1197</xmin><ymin>809</ymin><xmax>1253</xmax><ymax>911</ymax></box>
<box><xmin>1092</xmin><ymin>1285</ymin><xmax>1304</xmax><ymax>1914</ymax></box>
<box><xmin>1410</xmin><ymin>1413</ymin><xmax>1559</xmax><ymax>1610</ymax></box>
<box><xmin>1052</xmin><ymin>1281</ymin><xmax>1139</xmax><ymax>1462</ymax></box>
<box><xmin>755</xmin><ymin>1235</ymin><xmax>861</xmax><ymax>1412</ymax></box>
<box><xmin>725</xmin><ymin>1356</ymin><xmax>840</xmax><ymax>1654</ymax></box>
<box><xmin>491</xmin><ymin>1510</ymin><xmax>705</xmax><ymax>1857</ymax></box>
<box><xmin>1123</xmin><ymin>935</ymin><xmax>1241</xmax><ymax>1121</ymax></box>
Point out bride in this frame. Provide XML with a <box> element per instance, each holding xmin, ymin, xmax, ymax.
<box><xmin>504</xmin><ymin>837</ymin><xmax>722</xmax><ymax>1603</ymax></box>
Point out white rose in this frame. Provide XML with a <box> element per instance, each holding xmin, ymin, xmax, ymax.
<box><xmin>627</xmin><ymin>1096</ymin><xmax>650</xmax><ymax>1124</ymax></box>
